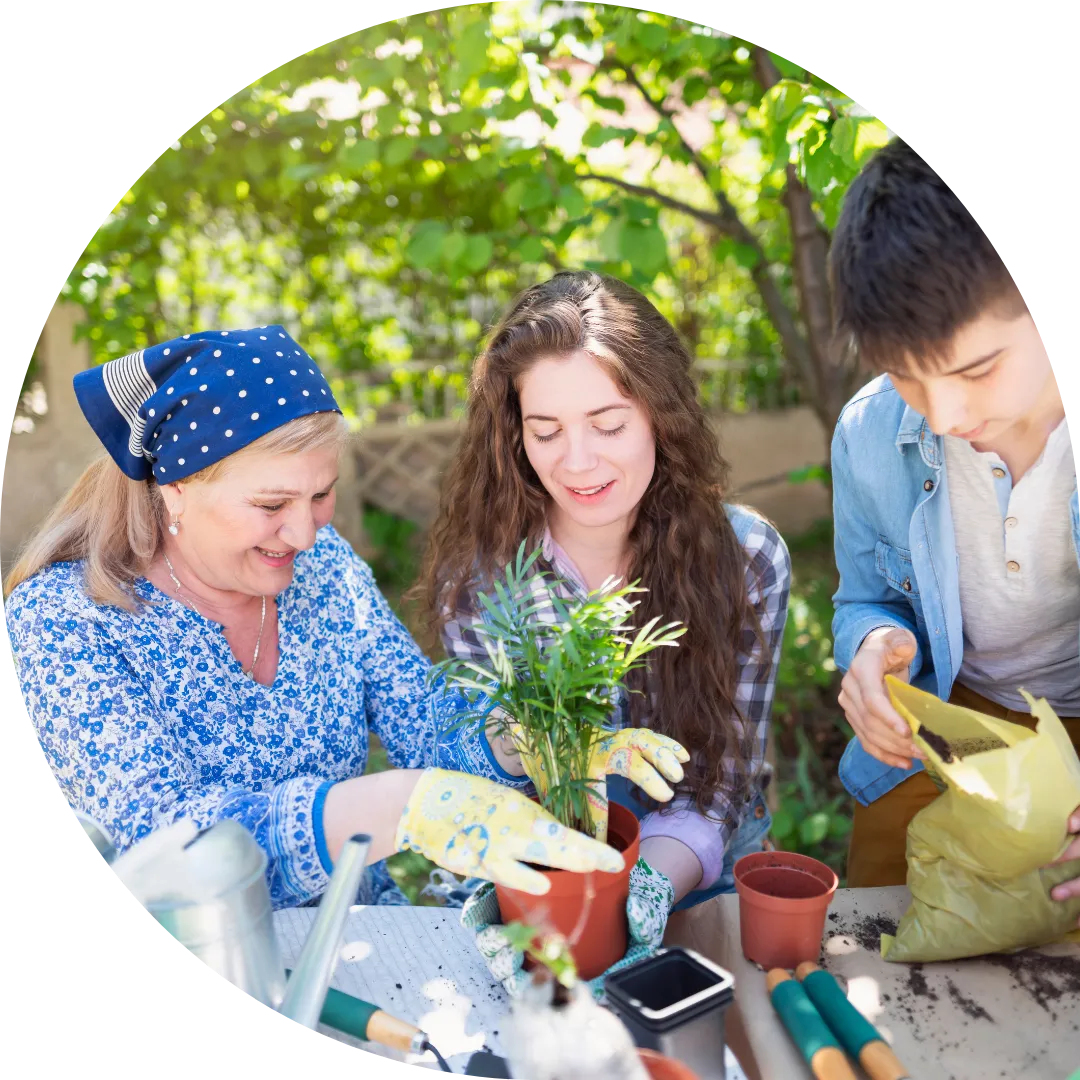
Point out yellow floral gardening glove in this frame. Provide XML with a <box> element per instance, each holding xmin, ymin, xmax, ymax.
<box><xmin>506</xmin><ymin>724</ymin><xmax>690</xmax><ymax>844</ymax></box>
<box><xmin>394</xmin><ymin>768</ymin><xmax>626</xmax><ymax>895</ymax></box>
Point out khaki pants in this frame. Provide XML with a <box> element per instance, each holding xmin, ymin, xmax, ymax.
<box><xmin>846</xmin><ymin>681</ymin><xmax>1080</xmax><ymax>887</ymax></box>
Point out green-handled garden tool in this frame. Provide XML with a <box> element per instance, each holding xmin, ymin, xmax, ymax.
<box><xmin>766</xmin><ymin>969</ymin><xmax>858</xmax><ymax>1080</ymax></box>
<box><xmin>795</xmin><ymin>963</ymin><xmax>910</xmax><ymax>1080</ymax></box>
<box><xmin>285</xmin><ymin>970</ymin><xmax>451</xmax><ymax>1071</ymax></box>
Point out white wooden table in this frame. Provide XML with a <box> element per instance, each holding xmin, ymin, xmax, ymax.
<box><xmin>665</xmin><ymin>886</ymin><xmax>1080</xmax><ymax>1080</ymax></box>
<box><xmin>275</xmin><ymin>904</ymin><xmax>748</xmax><ymax>1077</ymax></box>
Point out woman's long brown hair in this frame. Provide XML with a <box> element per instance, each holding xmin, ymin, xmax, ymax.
<box><xmin>412</xmin><ymin>271</ymin><xmax>764</xmax><ymax>813</ymax></box>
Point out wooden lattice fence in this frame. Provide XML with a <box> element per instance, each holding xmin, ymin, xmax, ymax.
<box><xmin>349</xmin><ymin>417</ymin><xmax>463</xmax><ymax>528</ymax></box>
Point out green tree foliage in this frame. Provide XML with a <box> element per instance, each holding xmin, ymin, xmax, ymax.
<box><xmin>64</xmin><ymin>4</ymin><xmax>889</xmax><ymax>429</ymax></box>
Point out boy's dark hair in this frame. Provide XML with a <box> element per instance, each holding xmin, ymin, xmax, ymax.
<box><xmin>829</xmin><ymin>138</ymin><xmax>1027</xmax><ymax>372</ymax></box>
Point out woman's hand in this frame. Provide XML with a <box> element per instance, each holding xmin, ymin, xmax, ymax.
<box><xmin>394</xmin><ymin>768</ymin><xmax>625</xmax><ymax>894</ymax></box>
<box><xmin>1049</xmin><ymin>806</ymin><xmax>1080</xmax><ymax>916</ymax></box>
<box><xmin>838</xmin><ymin>626</ymin><xmax>926</xmax><ymax>769</ymax></box>
<box><xmin>581</xmin><ymin>730</ymin><xmax>689</xmax><ymax>843</ymax></box>
<box><xmin>505</xmin><ymin>723</ymin><xmax>689</xmax><ymax>843</ymax></box>
<box><xmin>486</xmin><ymin>708</ymin><xmax>527</xmax><ymax>777</ymax></box>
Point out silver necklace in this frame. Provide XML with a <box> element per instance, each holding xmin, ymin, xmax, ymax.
<box><xmin>162</xmin><ymin>551</ymin><xmax>267</xmax><ymax>679</ymax></box>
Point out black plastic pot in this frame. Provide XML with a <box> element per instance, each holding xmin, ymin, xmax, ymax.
<box><xmin>604</xmin><ymin>947</ymin><xmax>735</xmax><ymax>1080</ymax></box>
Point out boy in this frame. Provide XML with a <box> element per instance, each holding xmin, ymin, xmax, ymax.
<box><xmin>827</xmin><ymin>139</ymin><xmax>1080</xmax><ymax>897</ymax></box>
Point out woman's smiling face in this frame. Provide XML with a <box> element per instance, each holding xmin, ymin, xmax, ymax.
<box><xmin>161</xmin><ymin>445</ymin><xmax>340</xmax><ymax>596</ymax></box>
<box><xmin>517</xmin><ymin>349</ymin><xmax>656</xmax><ymax>533</ymax></box>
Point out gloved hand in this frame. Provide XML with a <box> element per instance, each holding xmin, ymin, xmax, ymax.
<box><xmin>507</xmin><ymin>724</ymin><xmax>689</xmax><ymax>843</ymax></box>
<box><xmin>461</xmin><ymin>856</ymin><xmax>675</xmax><ymax>998</ymax></box>
<box><xmin>394</xmin><ymin>768</ymin><xmax>625</xmax><ymax>895</ymax></box>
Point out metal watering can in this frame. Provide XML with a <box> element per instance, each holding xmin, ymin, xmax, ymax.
<box><xmin>78</xmin><ymin>810</ymin><xmax>370</xmax><ymax>1029</ymax></box>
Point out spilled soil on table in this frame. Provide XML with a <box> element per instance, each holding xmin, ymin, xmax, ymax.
<box><xmin>944</xmin><ymin>977</ymin><xmax>992</xmax><ymax>1021</ymax></box>
<box><xmin>984</xmin><ymin>950</ymin><xmax>1080</xmax><ymax>1017</ymax></box>
<box><xmin>825</xmin><ymin>908</ymin><xmax>897</xmax><ymax>953</ymax></box>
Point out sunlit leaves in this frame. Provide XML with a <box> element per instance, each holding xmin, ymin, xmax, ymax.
<box><xmin>381</xmin><ymin>135</ymin><xmax>415</xmax><ymax>167</ymax></box>
<box><xmin>403</xmin><ymin>221</ymin><xmax>447</xmax><ymax>269</ymax></box>
<box><xmin>852</xmin><ymin>118</ymin><xmax>890</xmax><ymax>167</ymax></box>
<box><xmin>767</xmin><ymin>51</ymin><xmax>804</xmax><ymax>80</ymax></box>
<box><xmin>766</xmin><ymin>79</ymin><xmax>807</xmax><ymax>126</ymax></box>
<box><xmin>557</xmin><ymin>186</ymin><xmax>587</xmax><ymax>220</ymax></box>
<box><xmin>337</xmin><ymin>139</ymin><xmax>378</xmax><ymax>174</ymax></box>
<box><xmin>519</xmin><ymin>177</ymin><xmax>554</xmax><ymax>210</ymax></box>
<box><xmin>58</xmin><ymin>2</ymin><xmax>887</xmax><ymax>423</ymax></box>
<box><xmin>618</xmin><ymin>221</ymin><xmax>667</xmax><ymax>276</ymax></box>
<box><xmin>517</xmin><ymin>235</ymin><xmax>546</xmax><ymax>263</ymax></box>
<box><xmin>581</xmin><ymin>125</ymin><xmax>637</xmax><ymax>149</ymax></box>
<box><xmin>461</xmin><ymin>233</ymin><xmax>494</xmax><ymax>273</ymax></box>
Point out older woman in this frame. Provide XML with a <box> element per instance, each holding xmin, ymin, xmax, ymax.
<box><xmin>4</xmin><ymin>326</ymin><xmax>627</xmax><ymax>908</ymax></box>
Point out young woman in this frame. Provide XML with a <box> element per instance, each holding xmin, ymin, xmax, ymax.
<box><xmin>417</xmin><ymin>271</ymin><xmax>792</xmax><ymax>916</ymax></box>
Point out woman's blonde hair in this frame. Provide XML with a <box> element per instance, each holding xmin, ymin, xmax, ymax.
<box><xmin>5</xmin><ymin>411</ymin><xmax>347</xmax><ymax>610</ymax></box>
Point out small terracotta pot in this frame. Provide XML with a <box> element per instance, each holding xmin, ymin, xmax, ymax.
<box><xmin>494</xmin><ymin>801</ymin><xmax>639</xmax><ymax>981</ymax></box>
<box><xmin>637</xmin><ymin>1048</ymin><xmax>701</xmax><ymax>1080</ymax></box>
<box><xmin>733</xmin><ymin>850</ymin><xmax>838</xmax><ymax>970</ymax></box>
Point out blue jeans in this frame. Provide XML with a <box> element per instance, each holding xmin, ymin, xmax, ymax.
<box><xmin>607</xmin><ymin>776</ymin><xmax>773</xmax><ymax>911</ymax></box>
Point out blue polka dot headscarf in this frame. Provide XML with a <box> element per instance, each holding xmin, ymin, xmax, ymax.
<box><xmin>73</xmin><ymin>326</ymin><xmax>341</xmax><ymax>482</ymax></box>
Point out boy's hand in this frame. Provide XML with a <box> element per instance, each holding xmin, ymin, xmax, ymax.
<box><xmin>838</xmin><ymin>627</ymin><xmax>927</xmax><ymax>770</ymax></box>
<box><xmin>1049</xmin><ymin>807</ymin><xmax>1080</xmax><ymax>914</ymax></box>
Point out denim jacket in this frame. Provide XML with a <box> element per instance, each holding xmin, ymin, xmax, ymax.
<box><xmin>831</xmin><ymin>375</ymin><xmax>1080</xmax><ymax>806</ymax></box>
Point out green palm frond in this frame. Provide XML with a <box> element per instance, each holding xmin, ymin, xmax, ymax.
<box><xmin>433</xmin><ymin>539</ymin><xmax>686</xmax><ymax>835</ymax></box>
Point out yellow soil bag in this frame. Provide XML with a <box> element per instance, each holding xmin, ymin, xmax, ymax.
<box><xmin>880</xmin><ymin>676</ymin><xmax>1080</xmax><ymax>962</ymax></box>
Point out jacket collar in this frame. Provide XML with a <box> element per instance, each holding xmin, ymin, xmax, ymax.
<box><xmin>895</xmin><ymin>399</ymin><xmax>943</xmax><ymax>470</ymax></box>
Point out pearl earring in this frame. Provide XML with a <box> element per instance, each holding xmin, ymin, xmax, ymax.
<box><xmin>168</xmin><ymin>518</ymin><xmax>180</xmax><ymax>536</ymax></box>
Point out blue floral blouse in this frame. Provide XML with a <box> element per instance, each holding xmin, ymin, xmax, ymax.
<box><xmin>5</xmin><ymin>525</ymin><xmax>519</xmax><ymax>909</ymax></box>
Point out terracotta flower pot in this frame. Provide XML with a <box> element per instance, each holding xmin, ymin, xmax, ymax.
<box><xmin>494</xmin><ymin>801</ymin><xmax>640</xmax><ymax>981</ymax></box>
<box><xmin>733</xmin><ymin>850</ymin><xmax>838</xmax><ymax>971</ymax></box>
<box><xmin>637</xmin><ymin>1048</ymin><xmax>701</xmax><ymax>1080</ymax></box>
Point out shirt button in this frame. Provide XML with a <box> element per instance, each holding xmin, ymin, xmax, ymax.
<box><xmin>901</xmin><ymin>577</ymin><xmax>912</xmax><ymax>592</ymax></box>
<box><xmin>923</xmin><ymin>479</ymin><xmax>935</xmax><ymax>492</ymax></box>
<box><xmin>754</xmin><ymin>804</ymin><xmax>766</xmax><ymax>820</ymax></box>
<box><xmin>992</xmin><ymin>467</ymin><xmax>1007</xmax><ymax>479</ymax></box>
<box><xmin>1005</xmin><ymin>517</ymin><xmax>1018</xmax><ymax>529</ymax></box>
<box><xmin>1007</xmin><ymin>560</ymin><xmax>1020</xmax><ymax>573</ymax></box>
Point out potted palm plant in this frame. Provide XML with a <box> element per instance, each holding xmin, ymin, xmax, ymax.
<box><xmin>436</xmin><ymin>543</ymin><xmax>685</xmax><ymax>979</ymax></box>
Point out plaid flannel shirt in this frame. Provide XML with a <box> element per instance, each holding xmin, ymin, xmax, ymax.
<box><xmin>441</xmin><ymin>504</ymin><xmax>791</xmax><ymax>888</ymax></box>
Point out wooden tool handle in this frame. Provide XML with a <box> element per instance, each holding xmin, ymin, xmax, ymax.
<box><xmin>811</xmin><ymin>1046</ymin><xmax>860</xmax><ymax>1080</ymax></box>
<box><xmin>859</xmin><ymin>1040</ymin><xmax>910</xmax><ymax>1080</ymax></box>
<box><xmin>365</xmin><ymin>1010</ymin><xmax>424</xmax><ymax>1053</ymax></box>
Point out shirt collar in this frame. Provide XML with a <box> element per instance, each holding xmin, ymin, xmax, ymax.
<box><xmin>895</xmin><ymin>399</ymin><xmax>943</xmax><ymax>470</ymax></box>
<box><xmin>540</xmin><ymin>523</ymin><xmax>590</xmax><ymax>596</ymax></box>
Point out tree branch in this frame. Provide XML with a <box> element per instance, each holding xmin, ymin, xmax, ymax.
<box><xmin>604</xmin><ymin>56</ymin><xmax>760</xmax><ymax>253</ymax></box>
<box><xmin>612</xmin><ymin>61</ymin><xmax>713</xmax><ymax>190</ymax></box>
<box><xmin>577</xmin><ymin>172</ymin><xmax>730</xmax><ymax>232</ymax></box>
<box><xmin>576</xmin><ymin>52</ymin><xmax>832</xmax><ymax>423</ymax></box>
<box><xmin>752</xmin><ymin>46</ymin><xmax>840</xmax><ymax>427</ymax></box>
<box><xmin>598</xmin><ymin>54</ymin><xmax>823</xmax><ymax>402</ymax></box>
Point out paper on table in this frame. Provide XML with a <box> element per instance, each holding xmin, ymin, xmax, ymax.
<box><xmin>275</xmin><ymin>903</ymin><xmax>747</xmax><ymax>1077</ymax></box>
<box><xmin>275</xmin><ymin>904</ymin><xmax>511</xmax><ymax>1072</ymax></box>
